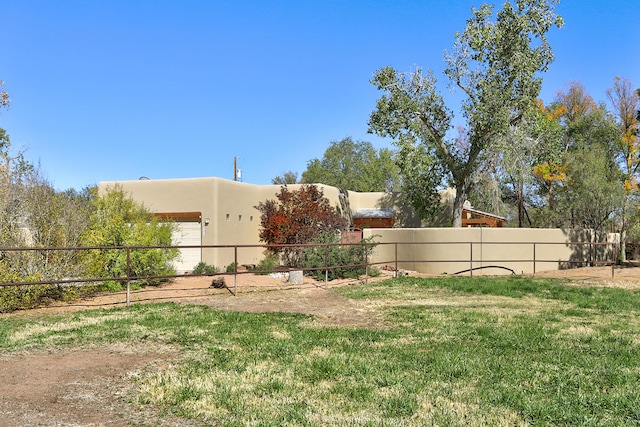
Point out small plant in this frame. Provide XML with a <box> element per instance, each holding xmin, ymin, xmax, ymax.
<box><xmin>225</xmin><ymin>262</ymin><xmax>238</xmax><ymax>273</ymax></box>
<box><xmin>254</xmin><ymin>253</ymin><xmax>281</xmax><ymax>275</ymax></box>
<box><xmin>303</xmin><ymin>233</ymin><xmax>378</xmax><ymax>281</ymax></box>
<box><xmin>98</xmin><ymin>280</ymin><xmax>123</xmax><ymax>292</ymax></box>
<box><xmin>191</xmin><ymin>262</ymin><xmax>219</xmax><ymax>275</ymax></box>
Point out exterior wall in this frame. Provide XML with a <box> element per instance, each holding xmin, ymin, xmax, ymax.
<box><xmin>363</xmin><ymin>228</ymin><xmax>618</xmax><ymax>275</ymax></box>
<box><xmin>99</xmin><ymin>178</ymin><xmax>406</xmax><ymax>270</ymax></box>
<box><xmin>101</xmin><ymin>177</ymin><xmax>618</xmax><ymax>276</ymax></box>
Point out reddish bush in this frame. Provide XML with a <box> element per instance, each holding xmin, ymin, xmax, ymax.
<box><xmin>255</xmin><ymin>185</ymin><xmax>348</xmax><ymax>267</ymax></box>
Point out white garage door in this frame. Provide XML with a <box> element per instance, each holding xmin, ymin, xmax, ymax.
<box><xmin>172</xmin><ymin>221</ymin><xmax>202</xmax><ymax>274</ymax></box>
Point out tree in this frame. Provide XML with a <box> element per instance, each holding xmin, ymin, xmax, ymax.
<box><xmin>535</xmin><ymin>82</ymin><xmax>624</xmax><ymax>231</ymax></box>
<box><xmin>271</xmin><ymin>171</ymin><xmax>299</xmax><ymax>185</ymax></box>
<box><xmin>0</xmin><ymin>129</ymin><xmax>94</xmax><ymax>304</ymax></box>
<box><xmin>81</xmin><ymin>185</ymin><xmax>179</xmax><ymax>286</ymax></box>
<box><xmin>560</xmin><ymin>146</ymin><xmax>623</xmax><ymax>230</ymax></box>
<box><xmin>302</xmin><ymin>137</ymin><xmax>400</xmax><ymax>192</ymax></box>
<box><xmin>254</xmin><ymin>184</ymin><xmax>348</xmax><ymax>267</ymax></box>
<box><xmin>476</xmin><ymin>101</ymin><xmax>565</xmax><ymax>227</ymax></box>
<box><xmin>0</xmin><ymin>83</ymin><xmax>94</xmax><ymax>289</ymax></box>
<box><xmin>606</xmin><ymin>76</ymin><xmax>640</xmax><ymax>261</ymax></box>
<box><xmin>369</xmin><ymin>0</ymin><xmax>562</xmax><ymax>226</ymax></box>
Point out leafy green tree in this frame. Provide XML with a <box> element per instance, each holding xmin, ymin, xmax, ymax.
<box><xmin>302</xmin><ymin>137</ymin><xmax>400</xmax><ymax>192</ymax></box>
<box><xmin>394</xmin><ymin>138</ymin><xmax>445</xmax><ymax>221</ymax></box>
<box><xmin>559</xmin><ymin>147</ymin><xmax>623</xmax><ymax>230</ymax></box>
<box><xmin>255</xmin><ymin>184</ymin><xmax>348</xmax><ymax>267</ymax></box>
<box><xmin>81</xmin><ymin>185</ymin><xmax>179</xmax><ymax>286</ymax></box>
<box><xmin>531</xmin><ymin>82</ymin><xmax>624</xmax><ymax>231</ymax></box>
<box><xmin>0</xmin><ymin>124</ymin><xmax>95</xmax><ymax>309</ymax></box>
<box><xmin>606</xmin><ymin>77</ymin><xmax>640</xmax><ymax>260</ymax></box>
<box><xmin>472</xmin><ymin>102</ymin><xmax>565</xmax><ymax>227</ymax></box>
<box><xmin>369</xmin><ymin>0</ymin><xmax>563</xmax><ymax>226</ymax></box>
<box><xmin>272</xmin><ymin>171</ymin><xmax>299</xmax><ymax>185</ymax></box>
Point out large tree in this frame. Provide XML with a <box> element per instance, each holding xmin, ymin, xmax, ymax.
<box><xmin>477</xmin><ymin>103</ymin><xmax>564</xmax><ymax>227</ymax></box>
<box><xmin>302</xmin><ymin>137</ymin><xmax>400</xmax><ymax>192</ymax></box>
<box><xmin>369</xmin><ymin>0</ymin><xmax>562</xmax><ymax>226</ymax></box>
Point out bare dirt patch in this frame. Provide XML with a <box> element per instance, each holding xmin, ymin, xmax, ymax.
<box><xmin>2</xmin><ymin>267</ymin><xmax>639</xmax><ymax>426</ymax></box>
<box><xmin>11</xmin><ymin>273</ymin><xmax>394</xmax><ymax>327</ymax></box>
<box><xmin>0</xmin><ymin>346</ymin><xmax>198</xmax><ymax>426</ymax></box>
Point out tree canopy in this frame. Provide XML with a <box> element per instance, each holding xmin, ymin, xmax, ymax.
<box><xmin>369</xmin><ymin>0</ymin><xmax>563</xmax><ymax>227</ymax></box>
<box><xmin>302</xmin><ymin>137</ymin><xmax>400</xmax><ymax>192</ymax></box>
<box><xmin>271</xmin><ymin>171</ymin><xmax>300</xmax><ymax>185</ymax></box>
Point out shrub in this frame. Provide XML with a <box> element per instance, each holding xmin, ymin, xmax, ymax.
<box><xmin>225</xmin><ymin>262</ymin><xmax>238</xmax><ymax>273</ymax></box>
<box><xmin>191</xmin><ymin>262</ymin><xmax>219</xmax><ymax>275</ymax></box>
<box><xmin>81</xmin><ymin>185</ymin><xmax>179</xmax><ymax>285</ymax></box>
<box><xmin>254</xmin><ymin>253</ymin><xmax>280</xmax><ymax>275</ymax></box>
<box><xmin>303</xmin><ymin>233</ymin><xmax>378</xmax><ymax>281</ymax></box>
<box><xmin>255</xmin><ymin>184</ymin><xmax>348</xmax><ymax>267</ymax></box>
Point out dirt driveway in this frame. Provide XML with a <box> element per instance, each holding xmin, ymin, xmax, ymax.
<box><xmin>1</xmin><ymin>267</ymin><xmax>639</xmax><ymax>426</ymax></box>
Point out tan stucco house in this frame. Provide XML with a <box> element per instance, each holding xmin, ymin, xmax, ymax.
<box><xmin>99</xmin><ymin>177</ymin><xmax>414</xmax><ymax>272</ymax></box>
<box><xmin>99</xmin><ymin>177</ymin><xmax>616</xmax><ymax>276</ymax></box>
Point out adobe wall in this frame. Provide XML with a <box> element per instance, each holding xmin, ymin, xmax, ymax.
<box><xmin>101</xmin><ymin>177</ymin><xmax>617</xmax><ymax>275</ymax></box>
<box><xmin>363</xmin><ymin>228</ymin><xmax>618</xmax><ymax>275</ymax></box>
<box><xmin>99</xmin><ymin>178</ymin><xmax>407</xmax><ymax>269</ymax></box>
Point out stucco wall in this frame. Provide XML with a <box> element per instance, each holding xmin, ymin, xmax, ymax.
<box><xmin>99</xmin><ymin>177</ymin><xmax>405</xmax><ymax>270</ymax></box>
<box><xmin>363</xmin><ymin>228</ymin><xmax>618</xmax><ymax>275</ymax></box>
<box><xmin>101</xmin><ymin>177</ymin><xmax>617</xmax><ymax>275</ymax></box>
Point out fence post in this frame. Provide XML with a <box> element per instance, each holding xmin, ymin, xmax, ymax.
<box><xmin>470</xmin><ymin>242</ymin><xmax>473</xmax><ymax>277</ymax></box>
<box><xmin>394</xmin><ymin>243</ymin><xmax>398</xmax><ymax>278</ymax></box>
<box><xmin>234</xmin><ymin>246</ymin><xmax>238</xmax><ymax>295</ymax></box>
<box><xmin>126</xmin><ymin>247</ymin><xmax>131</xmax><ymax>308</ymax></box>
<box><xmin>325</xmin><ymin>244</ymin><xmax>329</xmax><ymax>287</ymax></box>
<box><xmin>533</xmin><ymin>243</ymin><xmax>536</xmax><ymax>277</ymax></box>
<box><xmin>612</xmin><ymin>242</ymin><xmax>616</xmax><ymax>279</ymax></box>
<box><xmin>364</xmin><ymin>243</ymin><xmax>369</xmax><ymax>284</ymax></box>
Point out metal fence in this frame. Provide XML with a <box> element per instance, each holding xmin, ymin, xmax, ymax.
<box><xmin>0</xmin><ymin>240</ymin><xmax>618</xmax><ymax>308</ymax></box>
<box><xmin>375</xmin><ymin>240</ymin><xmax>617</xmax><ymax>277</ymax></box>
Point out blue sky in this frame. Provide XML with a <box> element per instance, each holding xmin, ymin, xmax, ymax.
<box><xmin>1</xmin><ymin>0</ymin><xmax>638</xmax><ymax>191</ymax></box>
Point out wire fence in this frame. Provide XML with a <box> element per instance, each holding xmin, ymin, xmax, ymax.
<box><xmin>0</xmin><ymin>240</ymin><xmax>618</xmax><ymax>310</ymax></box>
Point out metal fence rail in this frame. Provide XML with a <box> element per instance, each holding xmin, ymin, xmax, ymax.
<box><xmin>0</xmin><ymin>240</ymin><xmax>618</xmax><ymax>308</ymax></box>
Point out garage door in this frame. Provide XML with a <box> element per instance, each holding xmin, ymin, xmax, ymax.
<box><xmin>172</xmin><ymin>221</ymin><xmax>202</xmax><ymax>274</ymax></box>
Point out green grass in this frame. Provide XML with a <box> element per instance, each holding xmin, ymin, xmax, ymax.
<box><xmin>2</xmin><ymin>275</ymin><xmax>640</xmax><ymax>425</ymax></box>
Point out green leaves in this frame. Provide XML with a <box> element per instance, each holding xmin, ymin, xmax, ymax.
<box><xmin>81</xmin><ymin>185</ymin><xmax>179</xmax><ymax>283</ymax></box>
<box><xmin>302</xmin><ymin>137</ymin><xmax>400</xmax><ymax>192</ymax></box>
<box><xmin>370</xmin><ymin>0</ymin><xmax>563</xmax><ymax>226</ymax></box>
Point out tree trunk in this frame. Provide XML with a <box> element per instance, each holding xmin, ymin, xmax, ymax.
<box><xmin>451</xmin><ymin>182</ymin><xmax>468</xmax><ymax>228</ymax></box>
<box><xmin>517</xmin><ymin>181</ymin><xmax>525</xmax><ymax>228</ymax></box>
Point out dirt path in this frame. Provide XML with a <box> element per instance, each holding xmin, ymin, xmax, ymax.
<box><xmin>1</xmin><ymin>267</ymin><xmax>639</xmax><ymax>426</ymax></box>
